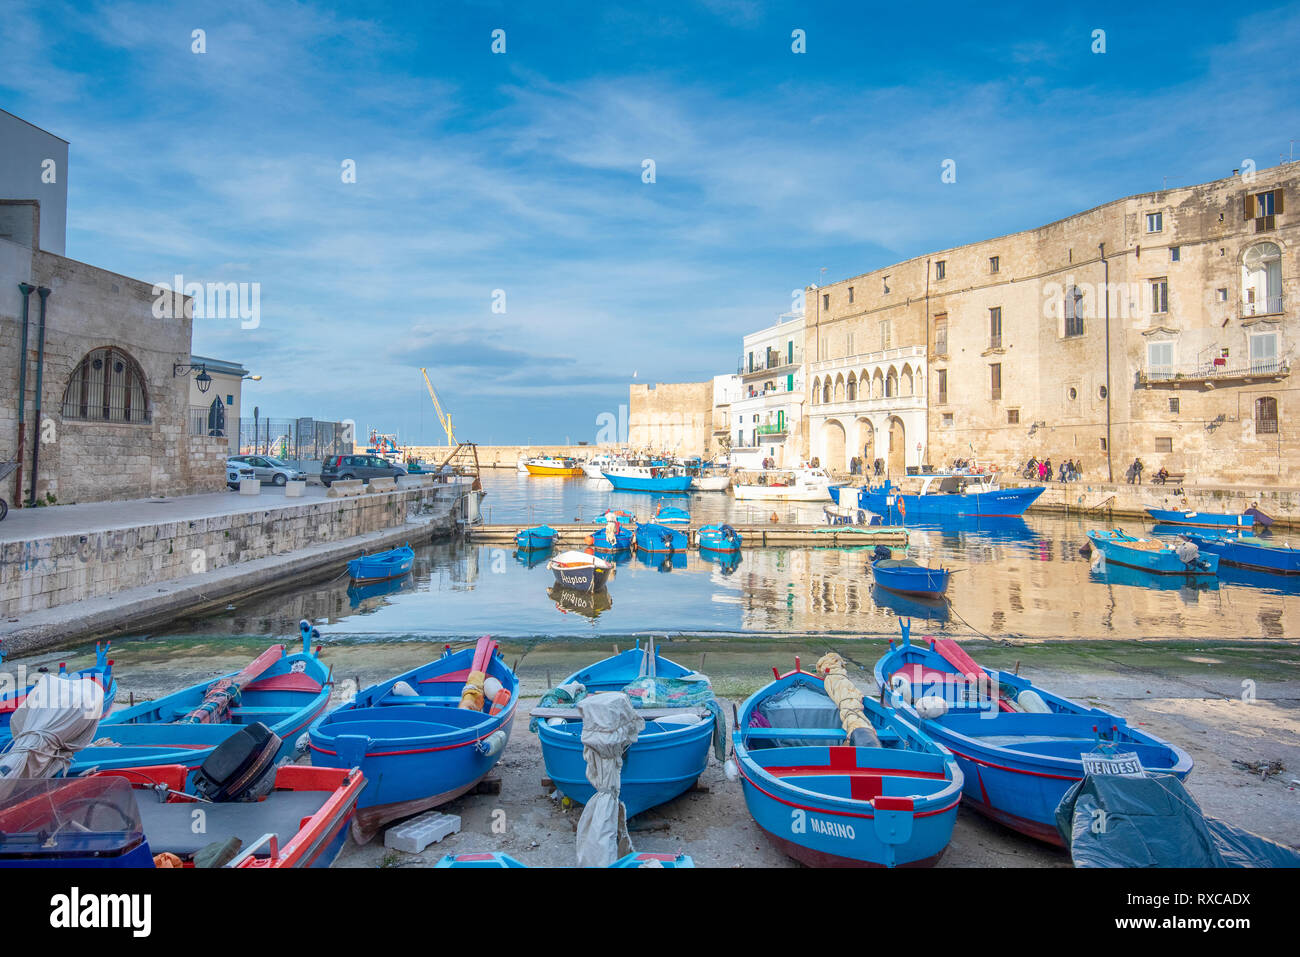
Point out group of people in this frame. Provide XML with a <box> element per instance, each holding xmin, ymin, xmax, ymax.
<box><xmin>1024</xmin><ymin>456</ymin><xmax>1084</xmax><ymax>483</ymax></box>
<box><xmin>848</xmin><ymin>457</ymin><xmax>885</xmax><ymax>476</ymax></box>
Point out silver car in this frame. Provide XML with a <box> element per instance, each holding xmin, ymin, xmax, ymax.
<box><xmin>227</xmin><ymin>459</ymin><xmax>255</xmax><ymax>490</ymax></box>
<box><xmin>230</xmin><ymin>454</ymin><xmax>302</xmax><ymax>486</ymax></box>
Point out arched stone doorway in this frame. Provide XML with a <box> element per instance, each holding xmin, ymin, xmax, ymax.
<box><xmin>887</xmin><ymin>416</ymin><xmax>906</xmax><ymax>477</ymax></box>
<box><xmin>823</xmin><ymin>419</ymin><xmax>847</xmax><ymax>472</ymax></box>
<box><xmin>856</xmin><ymin>417</ymin><xmax>875</xmax><ymax>472</ymax></box>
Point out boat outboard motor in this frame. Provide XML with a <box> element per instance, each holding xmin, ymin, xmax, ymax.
<box><xmin>192</xmin><ymin>722</ymin><xmax>282</xmax><ymax>802</ymax></box>
<box><xmin>1173</xmin><ymin>539</ymin><xmax>1200</xmax><ymax>567</ymax></box>
<box><xmin>873</xmin><ymin>544</ymin><xmax>893</xmax><ymax>563</ymax></box>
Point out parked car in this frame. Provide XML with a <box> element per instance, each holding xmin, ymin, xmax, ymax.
<box><xmin>227</xmin><ymin>459</ymin><xmax>255</xmax><ymax>490</ymax></box>
<box><xmin>320</xmin><ymin>454</ymin><xmax>407</xmax><ymax>487</ymax></box>
<box><xmin>229</xmin><ymin>454</ymin><xmax>302</xmax><ymax>486</ymax></box>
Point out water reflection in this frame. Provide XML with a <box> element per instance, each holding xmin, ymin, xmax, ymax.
<box><xmin>135</xmin><ymin>471</ymin><xmax>1300</xmax><ymax>642</ymax></box>
<box><xmin>547</xmin><ymin>585</ymin><xmax>611</xmax><ymax>621</ymax></box>
<box><xmin>346</xmin><ymin>573</ymin><xmax>412</xmax><ymax>610</ymax></box>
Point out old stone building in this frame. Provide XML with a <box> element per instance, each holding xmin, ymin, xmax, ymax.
<box><xmin>805</xmin><ymin>162</ymin><xmax>1297</xmax><ymax>484</ymax></box>
<box><xmin>627</xmin><ymin>380</ymin><xmax>714</xmax><ymax>457</ymax></box>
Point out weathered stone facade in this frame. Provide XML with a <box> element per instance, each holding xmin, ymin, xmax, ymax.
<box><xmin>628</xmin><ymin>380</ymin><xmax>714</xmax><ymax>457</ymax></box>
<box><xmin>1</xmin><ymin>201</ymin><xmax>226</xmax><ymax>505</ymax></box>
<box><xmin>806</xmin><ymin>163</ymin><xmax>1297</xmax><ymax>483</ymax></box>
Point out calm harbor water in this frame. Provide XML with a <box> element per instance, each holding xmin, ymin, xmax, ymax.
<box><xmin>144</xmin><ymin>470</ymin><xmax>1299</xmax><ymax>644</ymax></box>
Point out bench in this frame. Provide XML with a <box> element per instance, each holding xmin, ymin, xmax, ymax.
<box><xmin>326</xmin><ymin>479</ymin><xmax>365</xmax><ymax>498</ymax></box>
<box><xmin>1151</xmin><ymin>471</ymin><xmax>1185</xmax><ymax>487</ymax></box>
<box><xmin>366</xmin><ymin>477</ymin><xmax>397</xmax><ymax>493</ymax></box>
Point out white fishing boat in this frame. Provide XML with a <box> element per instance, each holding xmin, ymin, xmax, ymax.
<box><xmin>691</xmin><ymin>473</ymin><xmax>731</xmax><ymax>491</ymax></box>
<box><xmin>732</xmin><ymin>467</ymin><xmax>841</xmax><ymax>502</ymax></box>
<box><xmin>581</xmin><ymin>453</ymin><xmax>622</xmax><ymax>479</ymax></box>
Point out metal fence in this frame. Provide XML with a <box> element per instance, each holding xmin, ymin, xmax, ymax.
<box><xmin>237</xmin><ymin>417</ymin><xmax>353</xmax><ymax>459</ymax></box>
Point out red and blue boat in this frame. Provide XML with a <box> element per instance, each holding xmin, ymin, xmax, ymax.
<box><xmin>309</xmin><ymin>635</ymin><xmax>517</xmax><ymax>841</ymax></box>
<box><xmin>69</xmin><ymin>623</ymin><xmax>331</xmax><ymax>777</ymax></box>
<box><xmin>732</xmin><ymin>656</ymin><xmax>962</xmax><ymax>867</ymax></box>
<box><xmin>532</xmin><ymin>640</ymin><xmax>720</xmax><ymax>817</ymax></box>
<box><xmin>0</xmin><ymin>763</ymin><xmax>363</xmax><ymax>869</ymax></box>
<box><xmin>1</xmin><ymin>641</ymin><xmax>116</xmax><ymax>745</ymax></box>
<box><xmin>838</xmin><ymin>473</ymin><xmax>1044</xmax><ymax>520</ymax></box>
<box><xmin>873</xmin><ymin>622</ymin><xmax>1193</xmax><ymax>846</ymax></box>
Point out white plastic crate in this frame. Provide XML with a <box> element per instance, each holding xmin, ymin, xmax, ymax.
<box><xmin>383</xmin><ymin>812</ymin><xmax>461</xmax><ymax>853</ymax></box>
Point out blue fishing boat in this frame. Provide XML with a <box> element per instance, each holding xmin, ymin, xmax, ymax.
<box><xmin>589</xmin><ymin>525</ymin><xmax>633</xmax><ymax>553</ymax></box>
<box><xmin>873</xmin><ymin>622</ymin><xmax>1193</xmax><ymax>846</ymax></box>
<box><xmin>600</xmin><ymin>508</ymin><xmax>637</xmax><ymax>530</ymax></box>
<box><xmin>609</xmin><ymin>851</ymin><xmax>695</xmax><ymax>867</ymax></box>
<box><xmin>71</xmin><ymin>623</ymin><xmax>332</xmax><ymax>776</ymax></box>
<box><xmin>547</xmin><ymin>550</ymin><xmax>614</xmax><ymax>591</ymax></box>
<box><xmin>347</xmin><ymin>543</ymin><xmax>415</xmax><ymax>583</ymax></box>
<box><xmin>532</xmin><ymin>639</ymin><xmax>722</xmax><ymax>818</ymax></box>
<box><xmin>1</xmin><ymin>642</ymin><xmax>116</xmax><ymax>745</ymax></box>
<box><xmin>514</xmin><ymin>524</ymin><xmax>557</xmax><ymax>550</ymax></box>
<box><xmin>1145</xmin><ymin>508</ymin><xmax>1256</xmax><ymax>529</ymax></box>
<box><xmin>697</xmin><ymin>523</ymin><xmax>742</xmax><ymax>553</ymax></box>
<box><xmin>601</xmin><ymin>465</ymin><xmax>693</xmax><ymax>493</ymax></box>
<box><xmin>1179</xmin><ymin>531</ymin><xmax>1300</xmax><ymax>575</ymax></box>
<box><xmin>871</xmin><ymin>553</ymin><xmax>950</xmax><ymax>598</ymax></box>
<box><xmin>434</xmin><ymin>850</ymin><xmax>695</xmax><ymax>868</ymax></box>
<box><xmin>1088</xmin><ymin>529</ymin><xmax>1218</xmax><ymax>575</ymax></box>
<box><xmin>653</xmin><ymin>504</ymin><xmax>691</xmax><ymax>526</ymax></box>
<box><xmin>733</xmin><ymin>655</ymin><xmax>962</xmax><ymax>867</ymax></box>
<box><xmin>839</xmin><ymin>473</ymin><xmax>1044</xmax><ymax>519</ymax></box>
<box><xmin>309</xmin><ymin>635</ymin><xmax>516</xmax><ymax>841</ymax></box>
<box><xmin>635</xmin><ymin>522</ymin><xmax>689</xmax><ymax>554</ymax></box>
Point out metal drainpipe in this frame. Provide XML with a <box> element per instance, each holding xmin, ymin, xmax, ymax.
<box><xmin>14</xmin><ymin>283</ymin><xmax>35</xmax><ymax>508</ymax></box>
<box><xmin>29</xmin><ymin>286</ymin><xmax>51</xmax><ymax>506</ymax></box>
<box><xmin>1100</xmin><ymin>243</ymin><xmax>1113</xmax><ymax>483</ymax></box>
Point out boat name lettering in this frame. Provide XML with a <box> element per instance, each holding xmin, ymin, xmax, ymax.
<box><xmin>807</xmin><ymin>815</ymin><xmax>855</xmax><ymax>840</ymax></box>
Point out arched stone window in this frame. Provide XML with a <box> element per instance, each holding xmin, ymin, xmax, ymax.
<box><xmin>810</xmin><ymin>378</ymin><xmax>820</xmax><ymax>405</ymax></box>
<box><xmin>886</xmin><ymin>367</ymin><xmax>898</xmax><ymax>398</ymax></box>
<box><xmin>61</xmin><ymin>347</ymin><xmax>150</xmax><ymax>424</ymax></box>
<box><xmin>823</xmin><ymin>379</ymin><xmax>832</xmax><ymax>404</ymax></box>
<box><xmin>1256</xmin><ymin>396</ymin><xmax>1279</xmax><ymax>435</ymax></box>
<box><xmin>846</xmin><ymin>374</ymin><xmax>857</xmax><ymax>401</ymax></box>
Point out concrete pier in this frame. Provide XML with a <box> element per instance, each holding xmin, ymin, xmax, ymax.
<box><xmin>468</xmin><ymin>523</ymin><xmax>909</xmax><ymax>548</ymax></box>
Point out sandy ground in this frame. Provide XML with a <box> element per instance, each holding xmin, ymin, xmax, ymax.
<box><xmin>21</xmin><ymin>634</ymin><xmax>1298</xmax><ymax>867</ymax></box>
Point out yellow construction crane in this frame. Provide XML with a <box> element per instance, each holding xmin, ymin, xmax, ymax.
<box><xmin>420</xmin><ymin>368</ymin><xmax>456</xmax><ymax>445</ymax></box>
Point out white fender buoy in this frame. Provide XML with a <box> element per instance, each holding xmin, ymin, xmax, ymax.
<box><xmin>1016</xmin><ymin>689</ymin><xmax>1051</xmax><ymax>713</ymax></box>
<box><xmin>915</xmin><ymin>695</ymin><xmax>949</xmax><ymax>719</ymax></box>
<box><xmin>477</xmin><ymin>729</ymin><xmax>508</xmax><ymax>757</ymax></box>
<box><xmin>391</xmin><ymin>680</ymin><xmax>418</xmax><ymax>697</ymax></box>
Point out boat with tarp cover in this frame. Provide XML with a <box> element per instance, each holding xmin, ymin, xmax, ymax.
<box><xmin>532</xmin><ymin>638</ymin><xmax>723</xmax><ymax>818</ymax></box>
<box><xmin>1</xmin><ymin>642</ymin><xmax>116</xmax><ymax>746</ymax></box>
<box><xmin>308</xmin><ymin>635</ymin><xmax>517</xmax><ymax>842</ymax></box>
<box><xmin>873</xmin><ymin>621</ymin><xmax>1192</xmax><ymax>845</ymax></box>
<box><xmin>732</xmin><ymin>653</ymin><xmax>962</xmax><ymax>867</ymax></box>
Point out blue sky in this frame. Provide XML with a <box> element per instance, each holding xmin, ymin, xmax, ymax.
<box><xmin>4</xmin><ymin>0</ymin><xmax>1299</xmax><ymax>446</ymax></box>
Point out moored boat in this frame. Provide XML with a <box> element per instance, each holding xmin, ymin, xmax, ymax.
<box><xmin>514</xmin><ymin>524</ymin><xmax>557</xmax><ymax>551</ymax></box>
<box><xmin>581</xmin><ymin>453</ymin><xmax>623</xmax><ymax>479</ymax></box>
<box><xmin>653</xmin><ymin>504</ymin><xmax>691</xmax><ymax>526</ymax></box>
<box><xmin>1145</xmin><ymin>507</ymin><xmax>1255</xmax><ymax>529</ymax></box>
<box><xmin>870</xmin><ymin>556</ymin><xmax>951</xmax><ymax>598</ymax></box>
<box><xmin>525</xmin><ymin>456</ymin><xmax>584</xmax><ymax>477</ymax></box>
<box><xmin>347</xmin><ymin>544</ymin><xmax>415</xmax><ymax>583</ymax></box>
<box><xmin>1087</xmin><ymin>529</ymin><xmax>1218</xmax><ymax>575</ymax></box>
<box><xmin>733</xmin><ymin>466</ymin><xmax>840</xmax><ymax>502</ymax></box>
<box><xmin>873</xmin><ymin>622</ymin><xmax>1193</xmax><ymax>846</ymax></box>
<box><xmin>0</xmin><ymin>762</ymin><xmax>365</xmax><ymax>869</ymax></box>
<box><xmin>71</xmin><ymin>623</ymin><xmax>332</xmax><ymax>776</ymax></box>
<box><xmin>589</xmin><ymin>525</ymin><xmax>634</xmax><ymax>554</ymax></box>
<box><xmin>531</xmin><ymin>639</ymin><xmax>722</xmax><ymax>818</ymax></box>
<box><xmin>1178</xmin><ymin>531</ymin><xmax>1300</xmax><ymax>575</ymax></box>
<box><xmin>696</xmin><ymin>522</ymin><xmax>742</xmax><ymax>553</ymax></box>
<box><xmin>547</xmin><ymin>549</ymin><xmax>614</xmax><ymax>591</ymax></box>
<box><xmin>843</xmin><ymin>473</ymin><xmax>1044</xmax><ymax>519</ymax></box>
<box><xmin>635</xmin><ymin>522</ymin><xmax>689</xmax><ymax>554</ymax></box>
<box><xmin>308</xmin><ymin>636</ymin><xmax>517</xmax><ymax>841</ymax></box>
<box><xmin>601</xmin><ymin>465</ymin><xmax>693</xmax><ymax>493</ymax></box>
<box><xmin>732</xmin><ymin>654</ymin><xmax>962</xmax><ymax>867</ymax></box>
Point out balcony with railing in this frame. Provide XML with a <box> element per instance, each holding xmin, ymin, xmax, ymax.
<box><xmin>1242</xmin><ymin>295</ymin><xmax>1285</xmax><ymax>318</ymax></box>
<box><xmin>1137</xmin><ymin>357</ymin><xmax>1291</xmax><ymax>387</ymax></box>
<box><xmin>755</xmin><ymin>423</ymin><xmax>788</xmax><ymax>437</ymax></box>
<box><xmin>739</xmin><ymin>347</ymin><xmax>803</xmax><ymax>377</ymax></box>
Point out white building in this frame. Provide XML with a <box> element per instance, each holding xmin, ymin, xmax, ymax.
<box><xmin>0</xmin><ymin>110</ymin><xmax>68</xmax><ymax>255</ymax></box>
<box><xmin>730</xmin><ymin>312</ymin><xmax>805</xmax><ymax>469</ymax></box>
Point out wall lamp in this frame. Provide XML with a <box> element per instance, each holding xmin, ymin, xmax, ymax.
<box><xmin>174</xmin><ymin>361</ymin><xmax>213</xmax><ymax>393</ymax></box>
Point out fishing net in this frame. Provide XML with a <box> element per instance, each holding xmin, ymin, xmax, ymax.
<box><xmin>621</xmin><ymin>674</ymin><xmax>726</xmax><ymax>761</ymax></box>
<box><xmin>528</xmin><ymin>681</ymin><xmax>587</xmax><ymax>733</ymax></box>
